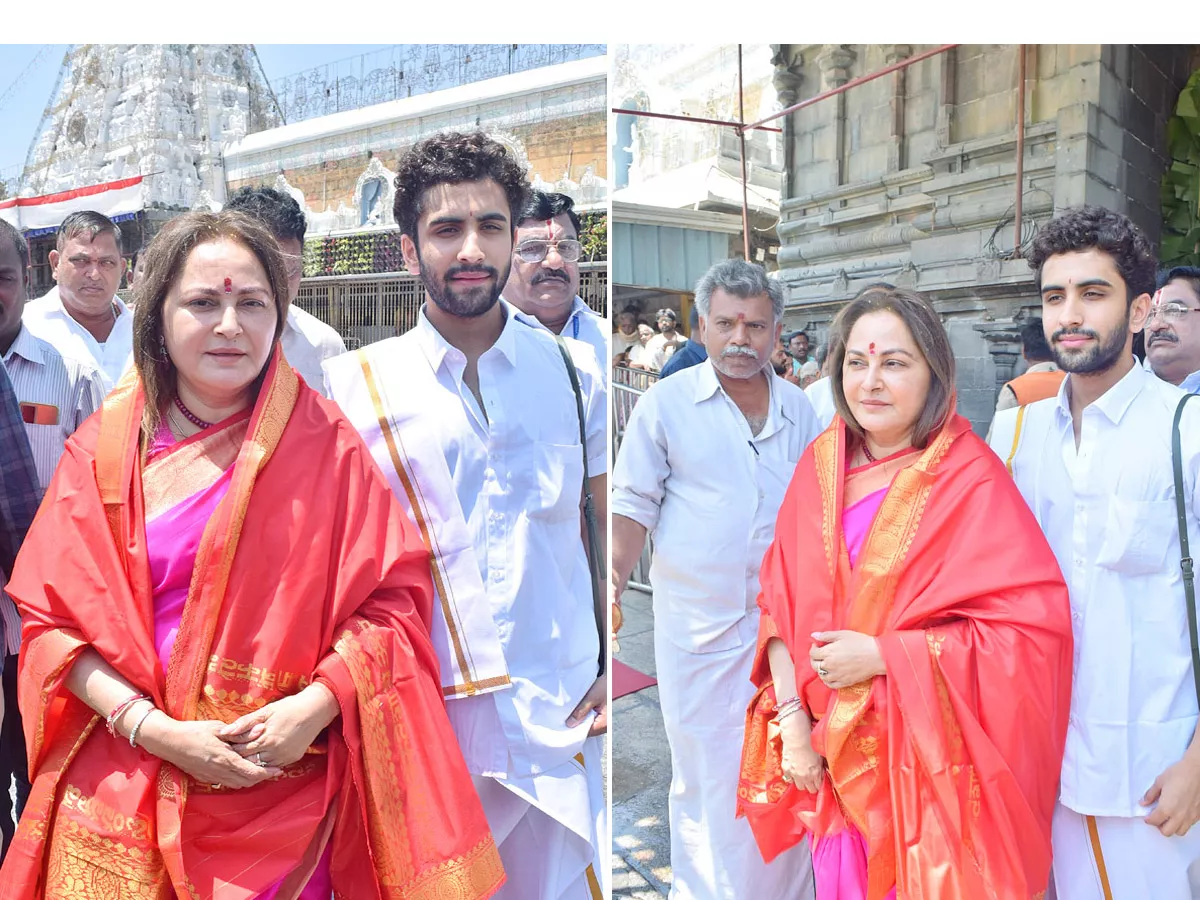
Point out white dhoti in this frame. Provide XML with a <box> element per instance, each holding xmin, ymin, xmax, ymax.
<box><xmin>1052</xmin><ymin>801</ymin><xmax>1200</xmax><ymax>899</ymax></box>
<box><xmin>474</xmin><ymin>736</ymin><xmax>607</xmax><ymax>900</ymax></box>
<box><xmin>655</xmin><ymin>613</ymin><xmax>814</xmax><ymax>900</ymax></box>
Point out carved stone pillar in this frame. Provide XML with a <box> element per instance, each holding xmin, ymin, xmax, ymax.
<box><xmin>883</xmin><ymin>45</ymin><xmax>912</xmax><ymax>172</ymax></box>
<box><xmin>974</xmin><ymin>320</ymin><xmax>1024</xmax><ymax>399</ymax></box>
<box><xmin>816</xmin><ymin>45</ymin><xmax>856</xmax><ymax>187</ymax></box>
<box><xmin>771</xmin><ymin>45</ymin><xmax>803</xmax><ymax>201</ymax></box>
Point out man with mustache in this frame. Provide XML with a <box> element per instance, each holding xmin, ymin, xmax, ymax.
<box><xmin>988</xmin><ymin>206</ymin><xmax>1200</xmax><ymax>899</ymax></box>
<box><xmin>611</xmin><ymin>259</ymin><xmax>819</xmax><ymax>899</ymax></box>
<box><xmin>23</xmin><ymin>210</ymin><xmax>133</xmax><ymax>391</ymax></box>
<box><xmin>324</xmin><ymin>132</ymin><xmax>609</xmax><ymax>900</ymax></box>
<box><xmin>503</xmin><ymin>190</ymin><xmax>606</xmax><ymax>371</ymax></box>
<box><xmin>1147</xmin><ymin>266</ymin><xmax>1200</xmax><ymax>392</ymax></box>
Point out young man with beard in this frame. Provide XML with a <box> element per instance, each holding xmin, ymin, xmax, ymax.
<box><xmin>988</xmin><ymin>206</ymin><xmax>1200</xmax><ymax>899</ymax></box>
<box><xmin>1146</xmin><ymin>266</ymin><xmax>1200</xmax><ymax>392</ymax></box>
<box><xmin>611</xmin><ymin>259</ymin><xmax>819</xmax><ymax>899</ymax></box>
<box><xmin>323</xmin><ymin>132</ymin><xmax>608</xmax><ymax>900</ymax></box>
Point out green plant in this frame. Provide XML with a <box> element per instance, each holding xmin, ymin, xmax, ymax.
<box><xmin>1162</xmin><ymin>70</ymin><xmax>1200</xmax><ymax>267</ymax></box>
<box><xmin>579</xmin><ymin>210</ymin><xmax>608</xmax><ymax>262</ymax></box>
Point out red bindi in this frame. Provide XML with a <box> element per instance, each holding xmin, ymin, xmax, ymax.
<box><xmin>869</xmin><ymin>342</ymin><xmax>877</xmax><ymax>355</ymax></box>
<box><xmin>224</xmin><ymin>277</ymin><xmax>232</xmax><ymax>293</ymax></box>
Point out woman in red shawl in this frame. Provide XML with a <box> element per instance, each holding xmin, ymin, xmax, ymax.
<box><xmin>737</xmin><ymin>287</ymin><xmax>1073</xmax><ymax>900</ymax></box>
<box><xmin>0</xmin><ymin>210</ymin><xmax>503</xmax><ymax>899</ymax></box>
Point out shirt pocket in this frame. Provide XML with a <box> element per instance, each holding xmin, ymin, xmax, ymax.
<box><xmin>530</xmin><ymin>441</ymin><xmax>585</xmax><ymax>523</ymax></box>
<box><xmin>1095</xmin><ymin>497</ymin><xmax>1177</xmax><ymax>578</ymax></box>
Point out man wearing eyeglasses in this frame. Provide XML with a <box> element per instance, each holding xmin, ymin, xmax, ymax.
<box><xmin>503</xmin><ymin>190</ymin><xmax>607</xmax><ymax>371</ymax></box>
<box><xmin>225</xmin><ymin>186</ymin><xmax>346</xmax><ymax>397</ymax></box>
<box><xmin>23</xmin><ymin>210</ymin><xmax>133</xmax><ymax>391</ymax></box>
<box><xmin>1147</xmin><ymin>266</ymin><xmax>1200</xmax><ymax>393</ymax></box>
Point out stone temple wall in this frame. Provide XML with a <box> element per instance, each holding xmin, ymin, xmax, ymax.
<box><xmin>770</xmin><ymin>44</ymin><xmax>1195</xmax><ymax>432</ymax></box>
<box><xmin>223</xmin><ymin>75</ymin><xmax>607</xmax><ymax>235</ymax></box>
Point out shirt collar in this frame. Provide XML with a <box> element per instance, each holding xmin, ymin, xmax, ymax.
<box><xmin>3</xmin><ymin>325</ymin><xmax>46</xmax><ymax>366</ymax></box>
<box><xmin>505</xmin><ymin>295</ymin><xmax>591</xmax><ymax>335</ymax></box>
<box><xmin>415</xmin><ymin>297</ymin><xmax>519</xmax><ymax>372</ymax></box>
<box><xmin>1179</xmin><ymin>367</ymin><xmax>1200</xmax><ymax>395</ymax></box>
<box><xmin>693</xmin><ymin>358</ymin><xmax>795</xmax><ymax>424</ymax></box>
<box><xmin>1056</xmin><ymin>357</ymin><xmax>1148</xmax><ymax>425</ymax></box>
<box><xmin>44</xmin><ymin>285</ymin><xmax>129</xmax><ymax>321</ymax></box>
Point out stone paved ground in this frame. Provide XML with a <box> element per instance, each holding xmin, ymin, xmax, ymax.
<box><xmin>612</xmin><ymin>586</ymin><xmax>672</xmax><ymax>897</ymax></box>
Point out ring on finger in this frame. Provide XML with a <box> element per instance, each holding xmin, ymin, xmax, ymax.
<box><xmin>254</xmin><ymin>752</ymin><xmax>267</xmax><ymax>768</ymax></box>
<box><xmin>818</xmin><ymin>665</ymin><xmax>829</xmax><ymax>679</ymax></box>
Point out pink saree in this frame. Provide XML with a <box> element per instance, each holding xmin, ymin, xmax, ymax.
<box><xmin>143</xmin><ymin>416</ymin><xmax>332</xmax><ymax>900</ymax></box>
<box><xmin>808</xmin><ymin>450</ymin><xmax>914</xmax><ymax>900</ymax></box>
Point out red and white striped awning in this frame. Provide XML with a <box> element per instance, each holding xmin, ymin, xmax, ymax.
<box><xmin>0</xmin><ymin>175</ymin><xmax>145</xmax><ymax>233</ymax></box>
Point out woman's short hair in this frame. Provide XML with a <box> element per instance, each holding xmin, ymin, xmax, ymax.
<box><xmin>132</xmin><ymin>210</ymin><xmax>289</xmax><ymax>439</ymax></box>
<box><xmin>827</xmin><ymin>287</ymin><xmax>955</xmax><ymax>449</ymax></box>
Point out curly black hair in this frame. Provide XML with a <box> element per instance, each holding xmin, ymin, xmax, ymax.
<box><xmin>225</xmin><ymin>185</ymin><xmax>307</xmax><ymax>244</ymax></box>
<box><xmin>393</xmin><ymin>132</ymin><xmax>529</xmax><ymax>247</ymax></box>
<box><xmin>1027</xmin><ymin>206</ymin><xmax>1156</xmax><ymax>305</ymax></box>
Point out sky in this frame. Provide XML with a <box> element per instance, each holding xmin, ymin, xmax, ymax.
<box><xmin>0</xmin><ymin>45</ymin><xmax>393</xmax><ymax>189</ymax></box>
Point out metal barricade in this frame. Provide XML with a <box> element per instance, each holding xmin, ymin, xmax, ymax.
<box><xmin>612</xmin><ymin>365</ymin><xmax>660</xmax><ymax>593</ymax></box>
<box><xmin>295</xmin><ymin>262</ymin><xmax>608</xmax><ymax>347</ymax></box>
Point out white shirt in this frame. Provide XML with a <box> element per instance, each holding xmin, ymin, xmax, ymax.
<box><xmin>282</xmin><ymin>305</ymin><xmax>345</xmax><ymax>398</ymax></box>
<box><xmin>3</xmin><ymin>325</ymin><xmax>106</xmax><ymax>490</ymax></box>
<box><xmin>612</xmin><ymin>330</ymin><xmax>639</xmax><ymax>361</ymax></box>
<box><xmin>509</xmin><ymin>296</ymin><xmax>608</xmax><ymax>384</ymax></box>
<box><xmin>646</xmin><ymin>331</ymin><xmax>683</xmax><ymax>371</ymax></box>
<box><xmin>989</xmin><ymin>361</ymin><xmax>1200</xmax><ymax>817</ymax></box>
<box><xmin>804</xmin><ymin>376</ymin><xmax>837</xmax><ymax>429</ymax></box>
<box><xmin>407</xmin><ymin>301</ymin><xmax>607</xmax><ymax>778</ymax></box>
<box><xmin>23</xmin><ymin>286</ymin><xmax>133</xmax><ymax>391</ymax></box>
<box><xmin>612</xmin><ymin>360</ymin><xmax>822</xmax><ymax>652</ymax></box>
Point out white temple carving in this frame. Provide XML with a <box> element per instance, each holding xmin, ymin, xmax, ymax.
<box><xmin>20</xmin><ymin>44</ymin><xmax>280</xmax><ymax>208</ymax></box>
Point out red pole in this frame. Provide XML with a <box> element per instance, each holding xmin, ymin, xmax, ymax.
<box><xmin>738</xmin><ymin>45</ymin><xmax>751</xmax><ymax>262</ymax></box>
<box><xmin>742</xmin><ymin>43</ymin><xmax>959</xmax><ymax>132</ymax></box>
<box><xmin>1012</xmin><ymin>45</ymin><xmax>1027</xmax><ymax>258</ymax></box>
<box><xmin>609</xmin><ymin>107</ymin><xmax>781</xmax><ymax>133</ymax></box>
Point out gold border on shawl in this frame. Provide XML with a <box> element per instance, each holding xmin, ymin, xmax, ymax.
<box><xmin>44</xmin><ymin>782</ymin><xmax>170</xmax><ymax>899</ymax></box>
<box><xmin>357</xmin><ymin>349</ymin><xmax>510</xmax><ymax>697</ymax></box>
<box><xmin>333</xmin><ymin>620</ymin><xmax>505</xmax><ymax>899</ymax></box>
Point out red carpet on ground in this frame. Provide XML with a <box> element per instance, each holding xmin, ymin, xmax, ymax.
<box><xmin>613</xmin><ymin>659</ymin><xmax>657</xmax><ymax>699</ymax></box>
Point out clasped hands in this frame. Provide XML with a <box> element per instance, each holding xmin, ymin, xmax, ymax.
<box><xmin>808</xmin><ymin>630</ymin><xmax>886</xmax><ymax>690</ymax></box>
<box><xmin>778</xmin><ymin>629</ymin><xmax>886</xmax><ymax>794</ymax></box>
<box><xmin>136</xmin><ymin>683</ymin><xmax>339</xmax><ymax>791</ymax></box>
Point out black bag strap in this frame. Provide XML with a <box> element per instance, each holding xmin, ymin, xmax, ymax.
<box><xmin>553</xmin><ymin>336</ymin><xmax>605</xmax><ymax>676</ymax></box>
<box><xmin>1171</xmin><ymin>393</ymin><xmax>1200</xmax><ymax>707</ymax></box>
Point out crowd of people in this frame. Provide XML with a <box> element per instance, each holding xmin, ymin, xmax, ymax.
<box><xmin>612</xmin><ymin>205</ymin><xmax>1200</xmax><ymax>899</ymax></box>
<box><xmin>0</xmin><ymin>132</ymin><xmax>608</xmax><ymax>899</ymax></box>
